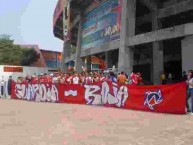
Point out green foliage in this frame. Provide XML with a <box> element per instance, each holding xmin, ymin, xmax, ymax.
<box><xmin>0</xmin><ymin>34</ymin><xmax>39</xmax><ymax>66</ymax></box>
<box><xmin>20</xmin><ymin>48</ymin><xmax>40</xmax><ymax>66</ymax></box>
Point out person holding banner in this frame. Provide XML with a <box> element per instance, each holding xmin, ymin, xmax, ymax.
<box><xmin>186</xmin><ymin>70</ymin><xmax>193</xmax><ymax>115</ymax></box>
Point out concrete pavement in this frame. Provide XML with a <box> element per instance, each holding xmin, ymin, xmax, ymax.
<box><xmin>0</xmin><ymin>99</ymin><xmax>193</xmax><ymax>145</ymax></box>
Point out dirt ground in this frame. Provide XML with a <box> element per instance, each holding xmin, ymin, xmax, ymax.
<box><xmin>0</xmin><ymin>99</ymin><xmax>193</xmax><ymax>145</ymax></box>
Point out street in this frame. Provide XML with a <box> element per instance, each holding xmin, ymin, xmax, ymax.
<box><xmin>0</xmin><ymin>99</ymin><xmax>193</xmax><ymax>145</ymax></box>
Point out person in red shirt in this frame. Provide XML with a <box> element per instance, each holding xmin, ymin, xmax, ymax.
<box><xmin>43</xmin><ymin>74</ymin><xmax>48</xmax><ymax>83</ymax></box>
<box><xmin>39</xmin><ymin>74</ymin><xmax>44</xmax><ymax>83</ymax></box>
<box><xmin>100</xmin><ymin>73</ymin><xmax>106</xmax><ymax>82</ymax></box>
<box><xmin>130</xmin><ymin>72</ymin><xmax>139</xmax><ymax>85</ymax></box>
<box><xmin>137</xmin><ymin>72</ymin><xmax>143</xmax><ymax>85</ymax></box>
<box><xmin>22</xmin><ymin>77</ymin><xmax>27</xmax><ymax>83</ymax></box>
<box><xmin>31</xmin><ymin>76</ymin><xmax>38</xmax><ymax>83</ymax></box>
<box><xmin>85</xmin><ymin>72</ymin><xmax>92</xmax><ymax>84</ymax></box>
<box><xmin>66</xmin><ymin>74</ymin><xmax>73</xmax><ymax>84</ymax></box>
<box><xmin>80</xmin><ymin>72</ymin><xmax>85</xmax><ymax>85</ymax></box>
<box><xmin>47</xmin><ymin>75</ymin><xmax>52</xmax><ymax>83</ymax></box>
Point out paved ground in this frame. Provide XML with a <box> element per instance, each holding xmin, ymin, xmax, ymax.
<box><xmin>0</xmin><ymin>99</ymin><xmax>193</xmax><ymax>145</ymax></box>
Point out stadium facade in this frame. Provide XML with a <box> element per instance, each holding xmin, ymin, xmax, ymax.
<box><xmin>53</xmin><ymin>0</ymin><xmax>193</xmax><ymax>84</ymax></box>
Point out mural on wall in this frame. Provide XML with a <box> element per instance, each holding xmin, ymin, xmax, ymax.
<box><xmin>81</xmin><ymin>0</ymin><xmax>122</xmax><ymax>50</ymax></box>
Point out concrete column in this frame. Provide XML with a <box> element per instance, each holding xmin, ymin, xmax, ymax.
<box><xmin>63</xmin><ymin>40</ymin><xmax>71</xmax><ymax>72</ymax></box>
<box><xmin>152</xmin><ymin>11</ymin><xmax>164</xmax><ymax>84</ymax></box>
<box><xmin>75</xmin><ymin>17</ymin><xmax>84</xmax><ymax>72</ymax></box>
<box><xmin>106</xmin><ymin>51</ymin><xmax>113</xmax><ymax>68</ymax></box>
<box><xmin>182</xmin><ymin>35</ymin><xmax>193</xmax><ymax>72</ymax></box>
<box><xmin>118</xmin><ymin>0</ymin><xmax>136</xmax><ymax>74</ymax></box>
<box><xmin>86</xmin><ymin>56</ymin><xmax>91</xmax><ymax>72</ymax></box>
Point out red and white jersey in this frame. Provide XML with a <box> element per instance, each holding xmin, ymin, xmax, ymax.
<box><xmin>72</xmin><ymin>76</ymin><xmax>80</xmax><ymax>84</ymax></box>
<box><xmin>67</xmin><ymin>76</ymin><xmax>73</xmax><ymax>84</ymax></box>
<box><xmin>85</xmin><ymin>76</ymin><xmax>92</xmax><ymax>84</ymax></box>
<box><xmin>100</xmin><ymin>77</ymin><xmax>106</xmax><ymax>82</ymax></box>
<box><xmin>130</xmin><ymin>73</ymin><xmax>138</xmax><ymax>85</ymax></box>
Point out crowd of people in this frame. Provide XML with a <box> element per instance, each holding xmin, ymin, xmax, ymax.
<box><xmin>15</xmin><ymin>71</ymin><xmax>143</xmax><ymax>86</ymax></box>
<box><xmin>1</xmin><ymin>69</ymin><xmax>193</xmax><ymax>115</ymax></box>
<box><xmin>14</xmin><ymin>69</ymin><xmax>193</xmax><ymax>115</ymax></box>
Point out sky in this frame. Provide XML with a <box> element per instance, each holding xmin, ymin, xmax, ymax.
<box><xmin>0</xmin><ymin>0</ymin><xmax>63</xmax><ymax>52</ymax></box>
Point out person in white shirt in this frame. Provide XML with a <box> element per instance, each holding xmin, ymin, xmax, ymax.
<box><xmin>0</xmin><ymin>76</ymin><xmax>6</xmax><ymax>97</ymax></box>
<box><xmin>72</xmin><ymin>72</ymin><xmax>80</xmax><ymax>84</ymax></box>
<box><xmin>186</xmin><ymin>70</ymin><xmax>193</xmax><ymax>115</ymax></box>
<box><xmin>52</xmin><ymin>73</ymin><xmax>59</xmax><ymax>84</ymax></box>
<box><xmin>85</xmin><ymin>73</ymin><xmax>92</xmax><ymax>84</ymax></box>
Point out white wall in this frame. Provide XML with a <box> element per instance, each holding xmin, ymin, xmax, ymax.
<box><xmin>0</xmin><ymin>65</ymin><xmax>48</xmax><ymax>81</ymax></box>
<box><xmin>181</xmin><ymin>35</ymin><xmax>193</xmax><ymax>72</ymax></box>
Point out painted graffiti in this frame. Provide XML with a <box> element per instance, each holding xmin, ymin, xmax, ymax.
<box><xmin>64</xmin><ymin>90</ymin><xmax>77</xmax><ymax>97</ymax></box>
<box><xmin>84</xmin><ymin>81</ymin><xmax>128</xmax><ymax>107</ymax></box>
<box><xmin>14</xmin><ymin>83</ymin><xmax>59</xmax><ymax>102</ymax></box>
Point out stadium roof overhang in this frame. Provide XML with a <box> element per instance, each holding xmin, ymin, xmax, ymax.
<box><xmin>53</xmin><ymin>0</ymin><xmax>93</xmax><ymax>41</ymax></box>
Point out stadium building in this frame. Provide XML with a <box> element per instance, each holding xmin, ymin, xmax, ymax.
<box><xmin>53</xmin><ymin>0</ymin><xmax>193</xmax><ymax>84</ymax></box>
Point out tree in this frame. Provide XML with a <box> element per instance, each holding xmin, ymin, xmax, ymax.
<box><xmin>20</xmin><ymin>48</ymin><xmax>40</xmax><ymax>66</ymax></box>
<box><xmin>0</xmin><ymin>34</ymin><xmax>39</xmax><ymax>66</ymax></box>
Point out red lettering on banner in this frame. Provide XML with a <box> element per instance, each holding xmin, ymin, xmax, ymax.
<box><xmin>14</xmin><ymin>84</ymin><xmax>58</xmax><ymax>102</ymax></box>
<box><xmin>84</xmin><ymin>81</ymin><xmax>128</xmax><ymax>107</ymax></box>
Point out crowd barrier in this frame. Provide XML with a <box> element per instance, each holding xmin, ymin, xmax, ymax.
<box><xmin>8</xmin><ymin>81</ymin><xmax>187</xmax><ymax>114</ymax></box>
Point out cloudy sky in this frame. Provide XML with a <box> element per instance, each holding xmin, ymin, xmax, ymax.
<box><xmin>0</xmin><ymin>0</ymin><xmax>63</xmax><ymax>52</ymax></box>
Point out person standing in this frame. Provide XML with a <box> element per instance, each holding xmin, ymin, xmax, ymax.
<box><xmin>129</xmin><ymin>72</ymin><xmax>138</xmax><ymax>85</ymax></box>
<box><xmin>186</xmin><ymin>70</ymin><xmax>193</xmax><ymax>115</ymax></box>
<box><xmin>7</xmin><ymin>76</ymin><xmax>12</xmax><ymax>96</ymax></box>
<box><xmin>85</xmin><ymin>72</ymin><xmax>92</xmax><ymax>85</ymax></box>
<box><xmin>161</xmin><ymin>72</ymin><xmax>167</xmax><ymax>84</ymax></box>
<box><xmin>0</xmin><ymin>76</ymin><xmax>6</xmax><ymax>97</ymax></box>
<box><xmin>100</xmin><ymin>73</ymin><xmax>106</xmax><ymax>82</ymax></box>
<box><xmin>182</xmin><ymin>71</ymin><xmax>187</xmax><ymax>81</ymax></box>
<box><xmin>137</xmin><ymin>72</ymin><xmax>143</xmax><ymax>85</ymax></box>
<box><xmin>168</xmin><ymin>73</ymin><xmax>173</xmax><ymax>84</ymax></box>
<box><xmin>109</xmin><ymin>72</ymin><xmax>117</xmax><ymax>83</ymax></box>
<box><xmin>117</xmin><ymin>71</ymin><xmax>127</xmax><ymax>85</ymax></box>
<box><xmin>72</xmin><ymin>72</ymin><xmax>80</xmax><ymax>84</ymax></box>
